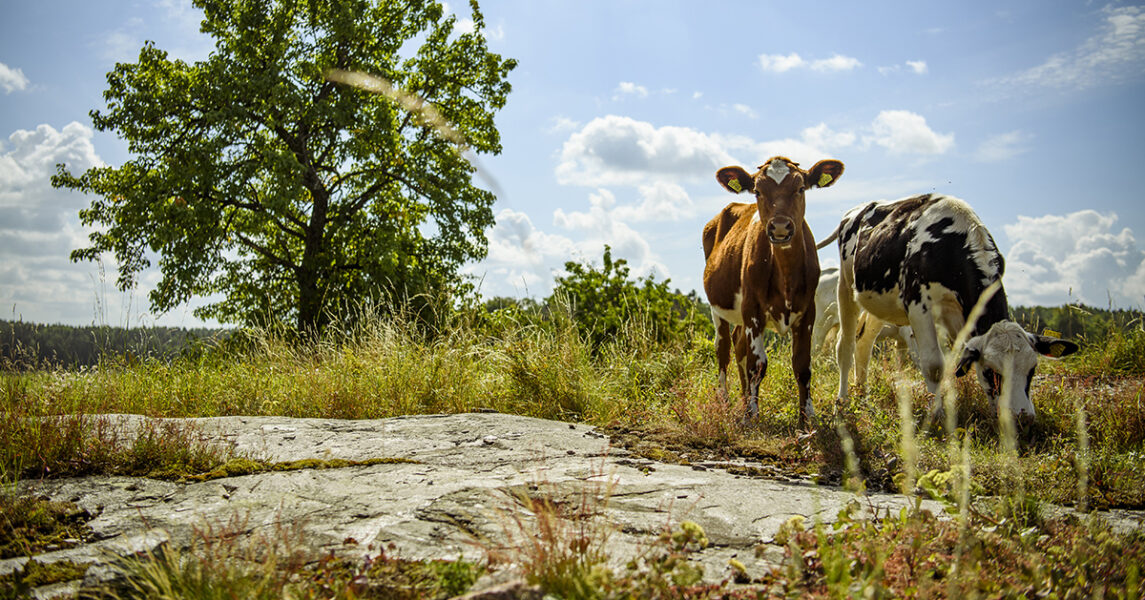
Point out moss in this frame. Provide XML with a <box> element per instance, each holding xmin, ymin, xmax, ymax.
<box><xmin>0</xmin><ymin>493</ymin><xmax>93</xmax><ymax>559</ymax></box>
<box><xmin>171</xmin><ymin>456</ymin><xmax>419</xmax><ymax>483</ymax></box>
<box><xmin>1</xmin><ymin>558</ymin><xmax>91</xmax><ymax>592</ymax></box>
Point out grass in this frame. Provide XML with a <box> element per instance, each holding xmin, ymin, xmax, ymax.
<box><xmin>2</xmin><ymin>303</ymin><xmax>1144</xmax><ymax>597</ymax></box>
<box><xmin>762</xmin><ymin>496</ymin><xmax>1145</xmax><ymax>599</ymax></box>
<box><xmin>77</xmin><ymin>513</ymin><xmax>483</xmax><ymax>600</ymax></box>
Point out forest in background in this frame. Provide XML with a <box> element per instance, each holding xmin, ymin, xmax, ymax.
<box><xmin>0</xmin><ymin>319</ymin><xmax>225</xmax><ymax>369</ymax></box>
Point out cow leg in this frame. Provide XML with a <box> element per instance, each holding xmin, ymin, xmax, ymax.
<box><xmin>712</xmin><ymin>310</ymin><xmax>733</xmax><ymax>398</ymax></box>
<box><xmin>811</xmin><ymin>301</ymin><xmax>837</xmax><ymax>354</ymax></box>
<box><xmin>733</xmin><ymin>325</ymin><xmax>749</xmax><ymax>398</ymax></box>
<box><xmin>835</xmin><ymin>272</ymin><xmax>861</xmax><ymax>400</ymax></box>
<box><xmin>792</xmin><ymin>315</ymin><xmax>815</xmax><ymax>431</ymax></box>
<box><xmin>743</xmin><ymin>319</ymin><xmax>768</xmax><ymax>421</ymax></box>
<box><xmin>854</xmin><ymin>311</ymin><xmax>884</xmax><ymax>390</ymax></box>
<box><xmin>906</xmin><ymin>303</ymin><xmax>946</xmax><ymax>417</ymax></box>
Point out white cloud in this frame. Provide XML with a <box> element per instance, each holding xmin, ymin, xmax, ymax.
<box><xmin>801</xmin><ymin>122</ymin><xmax>856</xmax><ymax>151</ymax></box>
<box><xmin>0</xmin><ymin>61</ymin><xmax>30</xmax><ymax>94</ymax></box>
<box><xmin>810</xmin><ymin>54</ymin><xmax>862</xmax><ymax>72</ymax></box>
<box><xmin>759</xmin><ymin>52</ymin><xmax>806</xmax><ymax>73</ymax></box>
<box><xmin>1003</xmin><ymin>210</ymin><xmax>1145</xmax><ymax>308</ymax></box>
<box><xmin>546</xmin><ymin>116</ymin><xmax>581</xmax><ymax>135</ymax></box>
<box><xmin>465</xmin><ymin>208</ymin><xmax>576</xmax><ymax>296</ymax></box>
<box><xmin>0</xmin><ymin>123</ymin><xmax>125</xmax><ymax>323</ymax></box>
<box><xmin>555</xmin><ymin>115</ymin><xmax>736</xmax><ymax>186</ymax></box>
<box><xmin>864</xmin><ymin>110</ymin><xmax>954</xmax><ymax>155</ymax></box>
<box><xmin>760</xmin><ymin>52</ymin><xmax>862</xmax><ymax>73</ymax></box>
<box><xmin>469</xmin><ymin>198</ymin><xmax>670</xmax><ymax>298</ymax></box>
<box><xmin>0</xmin><ymin>123</ymin><xmax>104</xmax><ymax>225</ymax></box>
<box><xmin>878</xmin><ymin>60</ymin><xmax>929</xmax><ymax>76</ymax></box>
<box><xmin>0</xmin><ymin>122</ymin><xmax>218</xmax><ymax>326</ymax></box>
<box><xmin>732</xmin><ymin>103</ymin><xmax>758</xmax><ymax>119</ymax></box>
<box><xmin>552</xmin><ymin>189</ymin><xmax>665</xmax><ymax>278</ymax></box>
<box><xmin>488</xmin><ymin>209</ymin><xmax>575</xmax><ymax>264</ymax></box>
<box><xmin>559</xmin><ymin>182</ymin><xmax>695</xmax><ymax>225</ymax></box>
<box><xmin>614</xmin><ymin>81</ymin><xmax>649</xmax><ymax>100</ymax></box>
<box><xmin>989</xmin><ymin>5</ymin><xmax>1145</xmax><ymax>91</ymax></box>
<box><xmin>975</xmin><ymin>130</ymin><xmax>1032</xmax><ymax>162</ymax></box>
<box><xmin>554</xmin><ymin>115</ymin><xmax>873</xmax><ymax>189</ymax></box>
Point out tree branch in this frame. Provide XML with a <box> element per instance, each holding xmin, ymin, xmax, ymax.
<box><xmin>233</xmin><ymin>231</ymin><xmax>299</xmax><ymax>273</ymax></box>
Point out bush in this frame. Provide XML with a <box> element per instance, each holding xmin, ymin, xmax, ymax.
<box><xmin>551</xmin><ymin>246</ymin><xmax>713</xmax><ymax>350</ymax></box>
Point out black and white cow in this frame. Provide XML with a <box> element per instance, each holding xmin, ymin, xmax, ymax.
<box><xmin>817</xmin><ymin>194</ymin><xmax>1079</xmax><ymax>419</ymax></box>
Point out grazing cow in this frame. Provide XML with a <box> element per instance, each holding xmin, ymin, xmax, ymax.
<box><xmin>812</xmin><ymin>267</ymin><xmax>919</xmax><ymax>378</ymax></box>
<box><xmin>702</xmin><ymin>156</ymin><xmax>845</xmax><ymax>429</ymax></box>
<box><xmin>812</xmin><ymin>267</ymin><xmax>917</xmax><ymax>357</ymax></box>
<box><xmin>811</xmin><ymin>267</ymin><xmax>842</xmax><ymax>353</ymax></box>
<box><xmin>817</xmin><ymin>194</ymin><xmax>1079</xmax><ymax>419</ymax></box>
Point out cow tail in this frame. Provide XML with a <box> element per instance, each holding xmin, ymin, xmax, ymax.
<box><xmin>815</xmin><ymin>224</ymin><xmax>842</xmax><ymax>250</ymax></box>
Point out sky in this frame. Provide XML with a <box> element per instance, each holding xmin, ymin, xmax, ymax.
<box><xmin>1</xmin><ymin>0</ymin><xmax>1144</xmax><ymax>328</ymax></box>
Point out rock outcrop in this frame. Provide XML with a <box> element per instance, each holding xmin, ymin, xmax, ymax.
<box><xmin>9</xmin><ymin>413</ymin><xmax>1136</xmax><ymax>598</ymax></box>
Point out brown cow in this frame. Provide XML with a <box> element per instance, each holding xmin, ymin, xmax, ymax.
<box><xmin>702</xmin><ymin>156</ymin><xmax>844</xmax><ymax>429</ymax></box>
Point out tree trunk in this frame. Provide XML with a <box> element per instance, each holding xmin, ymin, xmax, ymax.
<box><xmin>297</xmin><ymin>169</ymin><xmax>330</xmax><ymax>335</ymax></box>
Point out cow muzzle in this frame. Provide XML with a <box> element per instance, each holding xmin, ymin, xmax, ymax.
<box><xmin>767</xmin><ymin>217</ymin><xmax>795</xmax><ymax>245</ymax></box>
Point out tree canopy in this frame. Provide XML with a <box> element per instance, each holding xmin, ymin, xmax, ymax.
<box><xmin>54</xmin><ymin>0</ymin><xmax>516</xmax><ymax>333</ymax></box>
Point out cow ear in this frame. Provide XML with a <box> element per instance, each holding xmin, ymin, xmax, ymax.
<box><xmin>954</xmin><ymin>345</ymin><xmax>981</xmax><ymax>377</ymax></box>
<box><xmin>808</xmin><ymin>159</ymin><xmax>844</xmax><ymax>188</ymax></box>
<box><xmin>1029</xmin><ymin>334</ymin><xmax>1080</xmax><ymax>358</ymax></box>
<box><xmin>716</xmin><ymin>166</ymin><xmax>753</xmax><ymax>194</ymax></box>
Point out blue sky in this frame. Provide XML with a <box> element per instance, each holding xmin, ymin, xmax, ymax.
<box><xmin>2</xmin><ymin>1</ymin><xmax>1144</xmax><ymax>327</ymax></box>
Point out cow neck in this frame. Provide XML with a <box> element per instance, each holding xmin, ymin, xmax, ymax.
<box><xmin>767</xmin><ymin>227</ymin><xmax>811</xmax><ymax>296</ymax></box>
<box><xmin>970</xmin><ymin>281</ymin><xmax>1012</xmax><ymax>336</ymax></box>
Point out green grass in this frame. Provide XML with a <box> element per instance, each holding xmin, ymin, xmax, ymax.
<box><xmin>764</xmin><ymin>497</ymin><xmax>1145</xmax><ymax>599</ymax></box>
<box><xmin>2</xmin><ymin>305</ymin><xmax>1144</xmax><ymax>598</ymax></box>
<box><xmin>3</xmin><ymin>305</ymin><xmax>1143</xmax><ymax>508</ymax></box>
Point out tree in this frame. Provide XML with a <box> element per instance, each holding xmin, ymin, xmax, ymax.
<box><xmin>53</xmin><ymin>0</ymin><xmax>516</xmax><ymax>333</ymax></box>
<box><xmin>551</xmin><ymin>246</ymin><xmax>714</xmax><ymax>349</ymax></box>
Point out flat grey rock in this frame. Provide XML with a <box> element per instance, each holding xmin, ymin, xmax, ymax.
<box><xmin>10</xmin><ymin>413</ymin><xmax>1138</xmax><ymax>597</ymax></box>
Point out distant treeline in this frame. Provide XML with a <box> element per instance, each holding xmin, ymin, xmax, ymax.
<box><xmin>1</xmin><ymin>303</ymin><xmax>1138</xmax><ymax>370</ymax></box>
<box><xmin>1</xmin><ymin>319</ymin><xmax>227</xmax><ymax>369</ymax></box>
<box><xmin>1010</xmin><ymin>304</ymin><xmax>1143</xmax><ymax>342</ymax></box>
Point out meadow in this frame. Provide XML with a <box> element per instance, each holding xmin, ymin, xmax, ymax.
<box><xmin>2</xmin><ymin>300</ymin><xmax>1144</xmax><ymax>598</ymax></box>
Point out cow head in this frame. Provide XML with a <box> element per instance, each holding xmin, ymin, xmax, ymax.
<box><xmin>954</xmin><ymin>321</ymin><xmax>1080</xmax><ymax>417</ymax></box>
<box><xmin>716</xmin><ymin>157</ymin><xmax>844</xmax><ymax>246</ymax></box>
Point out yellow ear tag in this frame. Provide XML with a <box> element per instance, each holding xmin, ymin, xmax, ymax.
<box><xmin>1049</xmin><ymin>342</ymin><xmax>1066</xmax><ymax>357</ymax></box>
<box><xmin>1043</xmin><ymin>328</ymin><xmax>1061</xmax><ymax>338</ymax></box>
<box><xmin>727</xmin><ymin>178</ymin><xmax>743</xmax><ymax>192</ymax></box>
<box><xmin>818</xmin><ymin>173</ymin><xmax>833</xmax><ymax>187</ymax></box>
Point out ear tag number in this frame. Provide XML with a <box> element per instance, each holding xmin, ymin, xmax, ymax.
<box><xmin>1043</xmin><ymin>328</ymin><xmax>1061</xmax><ymax>338</ymax></box>
<box><xmin>727</xmin><ymin>178</ymin><xmax>743</xmax><ymax>192</ymax></box>
<box><xmin>1049</xmin><ymin>342</ymin><xmax>1066</xmax><ymax>357</ymax></box>
<box><xmin>818</xmin><ymin>173</ymin><xmax>833</xmax><ymax>187</ymax></box>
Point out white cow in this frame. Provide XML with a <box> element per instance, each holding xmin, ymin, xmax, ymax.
<box><xmin>812</xmin><ymin>267</ymin><xmax>919</xmax><ymax>385</ymax></box>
